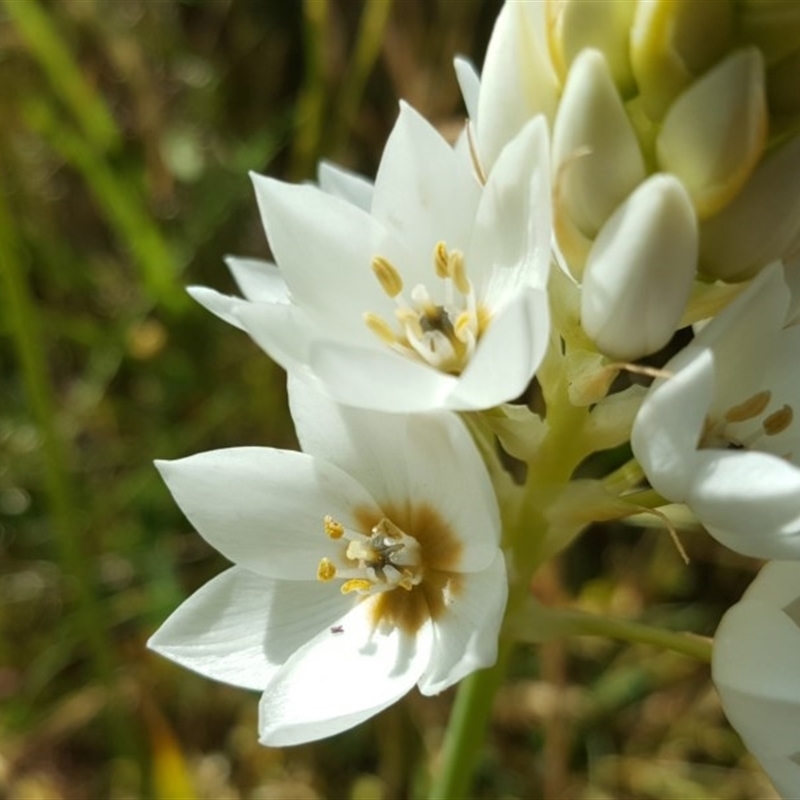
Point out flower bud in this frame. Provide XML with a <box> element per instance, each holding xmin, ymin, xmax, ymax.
<box><xmin>767</xmin><ymin>45</ymin><xmax>800</xmax><ymax>118</ymax></box>
<box><xmin>657</xmin><ymin>48</ymin><xmax>767</xmax><ymax>219</ymax></box>
<box><xmin>548</xmin><ymin>0</ymin><xmax>636</xmax><ymax>95</ymax></box>
<box><xmin>553</xmin><ymin>49</ymin><xmax>646</xmax><ymax>249</ymax></box>
<box><xmin>738</xmin><ymin>0</ymin><xmax>800</xmax><ymax>65</ymax></box>
<box><xmin>699</xmin><ymin>135</ymin><xmax>800</xmax><ymax>280</ymax></box>
<box><xmin>631</xmin><ymin>0</ymin><xmax>734</xmax><ymax>121</ymax></box>
<box><xmin>581</xmin><ymin>174</ymin><xmax>698</xmax><ymax>360</ymax></box>
<box><xmin>476</xmin><ymin>1</ymin><xmax>558</xmax><ymax>170</ymax></box>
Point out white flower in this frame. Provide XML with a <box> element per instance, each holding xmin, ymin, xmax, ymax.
<box><xmin>713</xmin><ymin>561</ymin><xmax>800</xmax><ymax>798</ymax></box>
<box><xmin>190</xmin><ymin>102</ymin><xmax>551</xmax><ymax>413</ymax></box>
<box><xmin>148</xmin><ymin>375</ymin><xmax>507</xmax><ymax>746</ymax></box>
<box><xmin>631</xmin><ymin>263</ymin><xmax>800</xmax><ymax>558</ymax></box>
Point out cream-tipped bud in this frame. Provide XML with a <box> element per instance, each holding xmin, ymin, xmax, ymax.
<box><xmin>699</xmin><ymin>135</ymin><xmax>800</xmax><ymax>281</ymax></box>
<box><xmin>550</xmin><ymin>0</ymin><xmax>636</xmax><ymax>95</ymax></box>
<box><xmin>553</xmin><ymin>49</ymin><xmax>646</xmax><ymax>251</ymax></box>
<box><xmin>657</xmin><ymin>48</ymin><xmax>767</xmax><ymax>219</ymax></box>
<box><xmin>631</xmin><ymin>0</ymin><xmax>734</xmax><ymax>121</ymax></box>
<box><xmin>581</xmin><ymin>174</ymin><xmax>698</xmax><ymax>360</ymax></box>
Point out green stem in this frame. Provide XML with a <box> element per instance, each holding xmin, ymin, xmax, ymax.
<box><xmin>428</xmin><ymin>639</ymin><xmax>514</xmax><ymax>800</ymax></box>
<box><xmin>512</xmin><ymin>604</ymin><xmax>712</xmax><ymax>663</ymax></box>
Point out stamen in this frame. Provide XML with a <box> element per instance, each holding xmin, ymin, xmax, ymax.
<box><xmin>449</xmin><ymin>250</ymin><xmax>470</xmax><ymax>295</ymax></box>
<box><xmin>764</xmin><ymin>404</ymin><xmax>794</xmax><ymax>436</ymax></box>
<box><xmin>364</xmin><ymin>312</ymin><xmax>398</xmax><ymax>346</ymax></box>
<box><xmin>324</xmin><ymin>515</ymin><xmax>345</xmax><ymax>539</ymax></box>
<box><xmin>434</xmin><ymin>241</ymin><xmax>450</xmax><ymax>279</ymax></box>
<box><xmin>364</xmin><ymin>244</ymin><xmax>491</xmax><ymax>375</ymax></box>
<box><xmin>372</xmin><ymin>256</ymin><xmax>404</xmax><ymax>298</ymax></box>
<box><xmin>341</xmin><ymin>578</ymin><xmax>374</xmax><ymax>595</ymax></box>
<box><xmin>317</xmin><ymin>558</ymin><xmax>337</xmax><ymax>582</ymax></box>
<box><xmin>724</xmin><ymin>391</ymin><xmax>772</xmax><ymax>422</ymax></box>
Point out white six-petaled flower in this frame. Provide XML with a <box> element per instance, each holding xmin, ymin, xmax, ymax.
<box><xmin>189</xmin><ymin>101</ymin><xmax>551</xmax><ymax>412</ymax></box>
<box><xmin>148</xmin><ymin>375</ymin><xmax>507</xmax><ymax>745</ymax></box>
<box><xmin>631</xmin><ymin>262</ymin><xmax>800</xmax><ymax>559</ymax></box>
<box><xmin>713</xmin><ymin>560</ymin><xmax>800</xmax><ymax>798</ymax></box>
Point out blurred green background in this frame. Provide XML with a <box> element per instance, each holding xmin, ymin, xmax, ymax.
<box><xmin>0</xmin><ymin>1</ymin><xmax>775</xmax><ymax>798</ymax></box>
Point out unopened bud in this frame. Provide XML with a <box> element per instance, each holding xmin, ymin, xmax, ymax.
<box><xmin>657</xmin><ymin>48</ymin><xmax>767</xmax><ymax>219</ymax></box>
<box><xmin>581</xmin><ymin>174</ymin><xmax>698</xmax><ymax>360</ymax></box>
<box><xmin>553</xmin><ymin>49</ymin><xmax>646</xmax><ymax>249</ymax></box>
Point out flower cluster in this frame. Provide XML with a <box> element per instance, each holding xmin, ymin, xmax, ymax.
<box><xmin>150</xmin><ymin>1</ymin><xmax>800</xmax><ymax>795</ymax></box>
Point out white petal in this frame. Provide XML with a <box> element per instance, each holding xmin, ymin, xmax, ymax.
<box><xmin>148</xmin><ymin>567</ymin><xmax>349</xmax><ymax>691</ymax></box>
<box><xmin>371</xmin><ymin>102</ymin><xmax>480</xmax><ymax>277</ymax></box>
<box><xmin>188</xmin><ymin>286</ymin><xmax>249</xmax><ymax>331</ymax></box>
<box><xmin>250</xmin><ymin>173</ymin><xmax>410</xmax><ymax>340</ymax></box>
<box><xmin>258</xmin><ymin>602</ymin><xmax>433</xmax><ymax>746</ymax></box>
<box><xmin>631</xmin><ymin>349</ymin><xmax>714</xmax><ymax>502</ymax></box>
<box><xmin>233</xmin><ymin>299</ymin><xmax>315</xmax><ymax>373</ymax></box>
<box><xmin>738</xmin><ymin>561</ymin><xmax>800</xmax><ymax>616</ymax></box>
<box><xmin>454</xmin><ymin>56</ymin><xmax>480</xmax><ymax>122</ymax></box>
<box><xmin>689</xmin><ymin>450</ymin><xmax>800</xmax><ymax>559</ymax></box>
<box><xmin>287</xmin><ymin>372</ymin><xmax>439</xmax><ymax>503</ymax></box>
<box><xmin>402</xmin><ymin>413</ymin><xmax>501</xmax><ymax>571</ymax></box>
<box><xmin>750</xmin><ymin>754</ymin><xmax>800</xmax><ymax>800</ymax></box>
<box><xmin>470</xmin><ymin>116</ymin><xmax>551</xmax><ymax>303</ymax></box>
<box><xmin>476</xmin><ymin>1</ymin><xmax>558</xmax><ymax>170</ymax></box>
<box><xmin>418</xmin><ymin>551</ymin><xmax>507</xmax><ymax>695</ymax></box>
<box><xmin>692</xmin><ymin>263</ymin><xmax>789</xmax><ymax>408</ymax></box>
<box><xmin>309</xmin><ymin>339</ymin><xmax>456</xmax><ymax>412</ymax></box>
<box><xmin>155</xmin><ymin>448</ymin><xmax>379</xmax><ymax>580</ymax></box>
<box><xmin>714</xmin><ymin>598</ymin><xmax>800</xmax><ymax>757</ymax></box>
<box><xmin>317</xmin><ymin>161</ymin><xmax>373</xmax><ymax>211</ymax></box>
<box><xmin>224</xmin><ymin>256</ymin><xmax>289</xmax><ymax>303</ymax></box>
<box><xmin>450</xmin><ymin>287</ymin><xmax>550</xmax><ymax>411</ymax></box>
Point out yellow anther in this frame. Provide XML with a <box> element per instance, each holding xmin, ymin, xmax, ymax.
<box><xmin>363</xmin><ymin>312</ymin><xmax>398</xmax><ymax>346</ymax></box>
<box><xmin>341</xmin><ymin>578</ymin><xmax>373</xmax><ymax>595</ymax></box>
<box><xmin>434</xmin><ymin>241</ymin><xmax>450</xmax><ymax>278</ymax></box>
<box><xmin>372</xmin><ymin>256</ymin><xmax>404</xmax><ymax>298</ymax></box>
<box><xmin>724</xmin><ymin>390</ymin><xmax>772</xmax><ymax>422</ymax></box>
<box><xmin>763</xmin><ymin>404</ymin><xmax>794</xmax><ymax>436</ymax></box>
<box><xmin>449</xmin><ymin>250</ymin><xmax>470</xmax><ymax>295</ymax></box>
<box><xmin>317</xmin><ymin>558</ymin><xmax>337</xmax><ymax>582</ymax></box>
<box><xmin>323</xmin><ymin>515</ymin><xmax>345</xmax><ymax>539</ymax></box>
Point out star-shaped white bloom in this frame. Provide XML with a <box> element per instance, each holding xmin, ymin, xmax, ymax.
<box><xmin>190</xmin><ymin>102</ymin><xmax>551</xmax><ymax>412</ymax></box>
<box><xmin>713</xmin><ymin>561</ymin><xmax>800</xmax><ymax>798</ymax></box>
<box><xmin>631</xmin><ymin>263</ymin><xmax>800</xmax><ymax>559</ymax></box>
<box><xmin>148</xmin><ymin>376</ymin><xmax>507</xmax><ymax>746</ymax></box>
